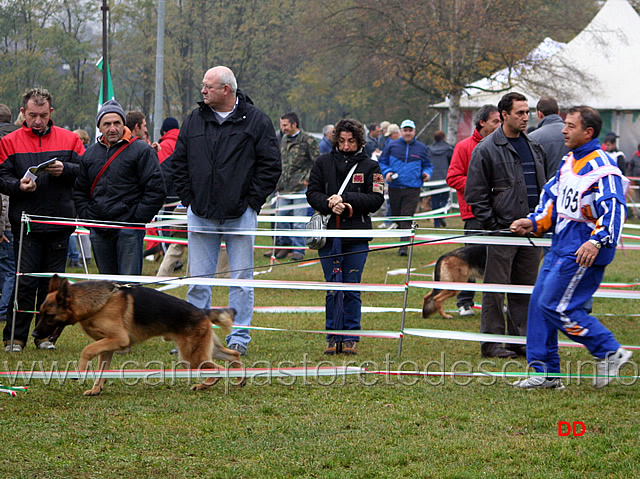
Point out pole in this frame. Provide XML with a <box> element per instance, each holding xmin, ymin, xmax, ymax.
<box><xmin>8</xmin><ymin>213</ymin><xmax>27</xmax><ymax>353</ymax></box>
<box><xmin>415</xmin><ymin>112</ymin><xmax>440</xmax><ymax>141</ymax></box>
<box><xmin>101</xmin><ymin>0</ymin><xmax>109</xmax><ymax>103</ymax></box>
<box><xmin>153</xmin><ymin>0</ymin><xmax>166</xmax><ymax>142</ymax></box>
<box><xmin>397</xmin><ymin>221</ymin><xmax>417</xmax><ymax>357</ymax></box>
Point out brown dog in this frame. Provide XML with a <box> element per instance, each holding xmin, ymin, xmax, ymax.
<box><xmin>33</xmin><ymin>275</ymin><xmax>242</xmax><ymax>396</ymax></box>
<box><xmin>422</xmin><ymin>245</ymin><xmax>486</xmax><ymax>319</ymax></box>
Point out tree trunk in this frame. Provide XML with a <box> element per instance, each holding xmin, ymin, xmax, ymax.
<box><xmin>447</xmin><ymin>90</ymin><xmax>461</xmax><ymax>144</ymax></box>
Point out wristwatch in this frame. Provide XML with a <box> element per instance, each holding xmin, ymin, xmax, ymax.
<box><xmin>588</xmin><ymin>239</ymin><xmax>602</xmax><ymax>249</ymax></box>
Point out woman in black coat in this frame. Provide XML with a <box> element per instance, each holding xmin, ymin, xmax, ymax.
<box><xmin>306</xmin><ymin>119</ymin><xmax>384</xmax><ymax>355</ymax></box>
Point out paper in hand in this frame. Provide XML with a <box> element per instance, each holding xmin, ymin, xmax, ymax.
<box><xmin>22</xmin><ymin>157</ymin><xmax>58</xmax><ymax>182</ymax></box>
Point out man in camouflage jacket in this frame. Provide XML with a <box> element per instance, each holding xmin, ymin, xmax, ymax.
<box><xmin>270</xmin><ymin>112</ymin><xmax>319</xmax><ymax>260</ymax></box>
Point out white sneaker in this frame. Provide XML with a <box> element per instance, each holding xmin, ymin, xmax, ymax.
<box><xmin>37</xmin><ymin>340</ymin><xmax>56</xmax><ymax>350</ymax></box>
<box><xmin>593</xmin><ymin>347</ymin><xmax>633</xmax><ymax>389</ymax></box>
<box><xmin>512</xmin><ymin>376</ymin><xmax>565</xmax><ymax>390</ymax></box>
<box><xmin>458</xmin><ymin>305</ymin><xmax>475</xmax><ymax>317</ymax></box>
<box><xmin>387</xmin><ymin>222</ymin><xmax>398</xmax><ymax>230</ymax></box>
<box><xmin>4</xmin><ymin>343</ymin><xmax>22</xmax><ymax>352</ymax></box>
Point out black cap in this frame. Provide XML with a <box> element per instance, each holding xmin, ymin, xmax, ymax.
<box><xmin>161</xmin><ymin>117</ymin><xmax>179</xmax><ymax>133</ymax></box>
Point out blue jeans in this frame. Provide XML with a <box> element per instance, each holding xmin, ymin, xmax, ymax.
<box><xmin>319</xmin><ymin>239</ymin><xmax>369</xmax><ymax>342</ymax></box>
<box><xmin>0</xmin><ymin>231</ymin><xmax>16</xmax><ymax>320</ymax></box>
<box><xmin>276</xmin><ymin>190</ymin><xmax>309</xmax><ymax>256</ymax></box>
<box><xmin>67</xmin><ymin>233</ymin><xmax>79</xmax><ymax>261</ymax></box>
<box><xmin>527</xmin><ymin>252</ymin><xmax>620</xmax><ymax>374</ymax></box>
<box><xmin>90</xmin><ymin>227</ymin><xmax>146</xmax><ymax>275</ymax></box>
<box><xmin>187</xmin><ymin>206</ymin><xmax>256</xmax><ymax>348</ymax></box>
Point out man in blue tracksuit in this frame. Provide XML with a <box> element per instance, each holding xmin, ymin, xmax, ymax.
<box><xmin>511</xmin><ymin>106</ymin><xmax>632</xmax><ymax>390</ymax></box>
<box><xmin>378</xmin><ymin>119</ymin><xmax>433</xmax><ymax>256</ymax></box>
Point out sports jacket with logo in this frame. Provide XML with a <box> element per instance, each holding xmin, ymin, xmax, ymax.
<box><xmin>528</xmin><ymin>139</ymin><xmax>627</xmax><ymax>266</ymax></box>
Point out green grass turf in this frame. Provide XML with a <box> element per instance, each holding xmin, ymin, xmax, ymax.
<box><xmin>1</xmin><ymin>216</ymin><xmax>639</xmax><ymax>478</ymax></box>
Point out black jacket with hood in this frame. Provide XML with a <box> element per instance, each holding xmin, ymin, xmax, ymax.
<box><xmin>171</xmin><ymin>90</ymin><xmax>281</xmax><ymax>219</ymax></box>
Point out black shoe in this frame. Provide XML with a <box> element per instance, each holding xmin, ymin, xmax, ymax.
<box><xmin>275</xmin><ymin>249</ymin><xmax>289</xmax><ymax>259</ymax></box>
<box><xmin>507</xmin><ymin>345</ymin><xmax>527</xmax><ymax>357</ymax></box>
<box><xmin>398</xmin><ymin>247</ymin><xmax>408</xmax><ymax>257</ymax></box>
<box><xmin>482</xmin><ymin>347</ymin><xmax>517</xmax><ymax>359</ymax></box>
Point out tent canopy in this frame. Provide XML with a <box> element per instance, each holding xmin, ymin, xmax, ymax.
<box><xmin>433</xmin><ymin>0</ymin><xmax>640</xmax><ymax>110</ymax></box>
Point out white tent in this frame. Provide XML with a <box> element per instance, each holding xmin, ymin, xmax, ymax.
<box><xmin>433</xmin><ymin>0</ymin><xmax>640</xmax><ymax>158</ymax></box>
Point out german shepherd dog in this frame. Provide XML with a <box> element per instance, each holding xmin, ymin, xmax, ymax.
<box><xmin>33</xmin><ymin>275</ymin><xmax>242</xmax><ymax>396</ymax></box>
<box><xmin>421</xmin><ymin>245</ymin><xmax>487</xmax><ymax>319</ymax></box>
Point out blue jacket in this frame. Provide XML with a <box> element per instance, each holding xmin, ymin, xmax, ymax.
<box><xmin>378</xmin><ymin>137</ymin><xmax>433</xmax><ymax>188</ymax></box>
<box><xmin>319</xmin><ymin>136</ymin><xmax>332</xmax><ymax>155</ymax></box>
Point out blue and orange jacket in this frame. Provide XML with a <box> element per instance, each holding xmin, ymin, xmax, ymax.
<box><xmin>0</xmin><ymin>121</ymin><xmax>84</xmax><ymax>232</ymax></box>
<box><xmin>528</xmin><ymin>139</ymin><xmax>627</xmax><ymax>265</ymax></box>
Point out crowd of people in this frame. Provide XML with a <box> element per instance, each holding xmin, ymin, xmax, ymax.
<box><xmin>0</xmin><ymin>72</ymin><xmax>634</xmax><ymax>389</ymax></box>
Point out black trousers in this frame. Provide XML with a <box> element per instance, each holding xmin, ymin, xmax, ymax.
<box><xmin>480</xmin><ymin>243</ymin><xmax>541</xmax><ymax>356</ymax></box>
<box><xmin>3</xmin><ymin>230</ymin><xmax>70</xmax><ymax>346</ymax></box>
<box><xmin>388</xmin><ymin>187</ymin><xmax>420</xmax><ymax>235</ymax></box>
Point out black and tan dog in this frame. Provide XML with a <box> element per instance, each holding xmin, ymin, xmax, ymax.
<box><xmin>33</xmin><ymin>275</ymin><xmax>242</xmax><ymax>396</ymax></box>
<box><xmin>422</xmin><ymin>245</ymin><xmax>487</xmax><ymax>319</ymax></box>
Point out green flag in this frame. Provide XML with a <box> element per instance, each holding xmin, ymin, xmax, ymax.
<box><xmin>96</xmin><ymin>57</ymin><xmax>114</xmax><ymax>104</ymax></box>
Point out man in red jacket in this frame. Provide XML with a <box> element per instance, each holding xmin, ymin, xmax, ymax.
<box><xmin>153</xmin><ymin>117</ymin><xmax>180</xmax><ymax>164</ymax></box>
<box><xmin>154</xmin><ymin>117</ymin><xmax>186</xmax><ymax>277</ymax></box>
<box><xmin>0</xmin><ymin>88</ymin><xmax>84</xmax><ymax>352</ymax></box>
<box><xmin>446</xmin><ymin>104</ymin><xmax>500</xmax><ymax>317</ymax></box>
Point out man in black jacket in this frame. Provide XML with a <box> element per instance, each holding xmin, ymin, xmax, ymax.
<box><xmin>172</xmin><ymin>66</ymin><xmax>281</xmax><ymax>356</ymax></box>
<box><xmin>466</xmin><ymin>92</ymin><xmax>547</xmax><ymax>358</ymax></box>
<box><xmin>74</xmin><ymin>100</ymin><xmax>166</xmax><ymax>276</ymax></box>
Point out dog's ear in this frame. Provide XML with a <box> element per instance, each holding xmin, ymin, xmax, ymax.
<box><xmin>49</xmin><ymin>274</ymin><xmax>62</xmax><ymax>292</ymax></box>
<box><xmin>56</xmin><ymin>278</ymin><xmax>72</xmax><ymax>308</ymax></box>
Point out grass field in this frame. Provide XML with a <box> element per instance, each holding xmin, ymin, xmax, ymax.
<box><xmin>1</xmin><ymin>216</ymin><xmax>639</xmax><ymax>478</ymax></box>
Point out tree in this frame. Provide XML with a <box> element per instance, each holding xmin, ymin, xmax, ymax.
<box><xmin>0</xmin><ymin>0</ymin><xmax>100</xmax><ymax>130</ymax></box>
<box><xmin>303</xmin><ymin>0</ymin><xmax>599</xmax><ymax>139</ymax></box>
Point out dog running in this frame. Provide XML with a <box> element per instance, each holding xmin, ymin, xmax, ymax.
<box><xmin>421</xmin><ymin>245</ymin><xmax>487</xmax><ymax>319</ymax></box>
<box><xmin>33</xmin><ymin>275</ymin><xmax>242</xmax><ymax>396</ymax></box>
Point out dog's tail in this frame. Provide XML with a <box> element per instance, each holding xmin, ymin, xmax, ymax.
<box><xmin>208</xmin><ymin>308</ymin><xmax>236</xmax><ymax>335</ymax></box>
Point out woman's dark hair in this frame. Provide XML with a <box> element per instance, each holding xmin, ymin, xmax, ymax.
<box><xmin>331</xmin><ymin>118</ymin><xmax>366</xmax><ymax>150</ymax></box>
